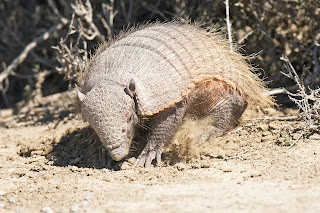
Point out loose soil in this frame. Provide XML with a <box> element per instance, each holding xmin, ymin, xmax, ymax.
<box><xmin>0</xmin><ymin>92</ymin><xmax>319</xmax><ymax>213</ymax></box>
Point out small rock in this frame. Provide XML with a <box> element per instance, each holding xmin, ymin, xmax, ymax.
<box><xmin>250</xmin><ymin>172</ymin><xmax>262</xmax><ymax>178</ymax></box>
<box><xmin>208</xmin><ymin>147</ymin><xmax>226</xmax><ymax>159</ymax></box>
<box><xmin>8</xmin><ymin>197</ymin><xmax>15</xmax><ymax>203</ymax></box>
<box><xmin>0</xmin><ymin>203</ymin><xmax>5</xmax><ymax>208</ymax></box>
<box><xmin>70</xmin><ymin>203</ymin><xmax>79</xmax><ymax>212</ymax></box>
<box><xmin>263</xmin><ymin>107</ymin><xmax>277</xmax><ymax>115</ymax></box>
<box><xmin>262</xmin><ymin>131</ymin><xmax>272</xmax><ymax>137</ymax></box>
<box><xmin>0</xmin><ymin>191</ymin><xmax>6</xmax><ymax>196</ymax></box>
<box><xmin>268</xmin><ymin>123</ymin><xmax>278</xmax><ymax>130</ymax></box>
<box><xmin>120</xmin><ymin>161</ymin><xmax>132</xmax><ymax>170</ymax></box>
<box><xmin>200</xmin><ymin>161</ymin><xmax>211</xmax><ymax>168</ymax></box>
<box><xmin>175</xmin><ymin>162</ymin><xmax>186</xmax><ymax>171</ymax></box>
<box><xmin>225</xmin><ymin>142</ymin><xmax>239</xmax><ymax>149</ymax></box>
<box><xmin>290</xmin><ymin>184</ymin><xmax>303</xmax><ymax>189</ymax></box>
<box><xmin>8</xmin><ymin>168</ymin><xmax>16</xmax><ymax>173</ymax></box>
<box><xmin>41</xmin><ymin>206</ymin><xmax>54</xmax><ymax>213</ymax></box>
<box><xmin>80</xmin><ymin>197</ymin><xmax>91</xmax><ymax>207</ymax></box>
<box><xmin>172</xmin><ymin>139</ymin><xmax>179</xmax><ymax>145</ymax></box>
<box><xmin>81</xmin><ymin>200</ymin><xmax>89</xmax><ymax>207</ymax></box>
<box><xmin>223</xmin><ymin>168</ymin><xmax>232</xmax><ymax>172</ymax></box>
<box><xmin>126</xmin><ymin>157</ymin><xmax>136</xmax><ymax>165</ymax></box>
<box><xmin>15</xmin><ymin>207</ymin><xmax>23</xmax><ymax>213</ymax></box>
<box><xmin>191</xmin><ymin>163</ymin><xmax>201</xmax><ymax>169</ymax></box>
<box><xmin>261</xmin><ymin>135</ymin><xmax>274</xmax><ymax>142</ymax></box>
<box><xmin>188</xmin><ymin>134</ymin><xmax>196</xmax><ymax>139</ymax></box>
<box><xmin>200</xmin><ymin>155</ymin><xmax>210</xmax><ymax>160</ymax></box>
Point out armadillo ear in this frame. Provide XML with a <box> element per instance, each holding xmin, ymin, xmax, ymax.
<box><xmin>128</xmin><ymin>79</ymin><xmax>135</xmax><ymax>92</ymax></box>
<box><xmin>77</xmin><ymin>90</ymin><xmax>86</xmax><ymax>103</ymax></box>
<box><xmin>125</xmin><ymin>79</ymin><xmax>136</xmax><ymax>98</ymax></box>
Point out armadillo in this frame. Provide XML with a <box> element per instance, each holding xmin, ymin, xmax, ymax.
<box><xmin>76</xmin><ymin>22</ymin><xmax>273</xmax><ymax>168</ymax></box>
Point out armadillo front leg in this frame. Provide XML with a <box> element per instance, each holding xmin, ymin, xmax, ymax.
<box><xmin>133</xmin><ymin>101</ymin><xmax>187</xmax><ymax>168</ymax></box>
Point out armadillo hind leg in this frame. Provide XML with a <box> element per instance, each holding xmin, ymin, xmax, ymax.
<box><xmin>192</xmin><ymin>90</ymin><xmax>247</xmax><ymax>144</ymax></box>
<box><xmin>133</xmin><ymin>100</ymin><xmax>187</xmax><ymax>168</ymax></box>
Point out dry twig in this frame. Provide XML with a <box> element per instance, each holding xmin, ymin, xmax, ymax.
<box><xmin>71</xmin><ymin>0</ymin><xmax>106</xmax><ymax>43</ymax></box>
<box><xmin>312</xmin><ymin>37</ymin><xmax>320</xmax><ymax>79</ymax></box>
<box><xmin>281</xmin><ymin>56</ymin><xmax>320</xmax><ymax>134</ymax></box>
<box><xmin>232</xmin><ymin>115</ymin><xmax>301</xmax><ymax>134</ymax></box>
<box><xmin>225</xmin><ymin>0</ymin><xmax>233</xmax><ymax>51</ymax></box>
<box><xmin>52</xmin><ymin>14</ymin><xmax>88</xmax><ymax>84</ymax></box>
<box><xmin>98</xmin><ymin>0</ymin><xmax>119</xmax><ymax>40</ymax></box>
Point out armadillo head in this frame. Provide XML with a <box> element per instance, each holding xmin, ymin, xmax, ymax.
<box><xmin>77</xmin><ymin>80</ymin><xmax>138</xmax><ymax>161</ymax></box>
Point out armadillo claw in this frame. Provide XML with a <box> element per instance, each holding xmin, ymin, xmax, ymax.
<box><xmin>156</xmin><ymin>151</ymin><xmax>161</xmax><ymax>164</ymax></box>
<box><xmin>133</xmin><ymin>156</ymin><xmax>146</xmax><ymax>168</ymax></box>
<box><xmin>132</xmin><ymin>150</ymin><xmax>162</xmax><ymax>168</ymax></box>
<box><xmin>99</xmin><ymin>146</ymin><xmax>112</xmax><ymax>169</ymax></box>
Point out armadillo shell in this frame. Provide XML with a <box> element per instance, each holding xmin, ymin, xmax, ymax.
<box><xmin>82</xmin><ymin>23</ymin><xmax>271</xmax><ymax>116</ymax></box>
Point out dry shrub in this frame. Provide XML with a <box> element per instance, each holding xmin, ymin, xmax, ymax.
<box><xmin>0</xmin><ymin>0</ymin><xmax>319</xmax><ymax>109</ymax></box>
<box><xmin>281</xmin><ymin>56</ymin><xmax>320</xmax><ymax>137</ymax></box>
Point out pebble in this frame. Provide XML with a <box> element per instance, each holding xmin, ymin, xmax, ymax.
<box><xmin>0</xmin><ymin>191</ymin><xmax>6</xmax><ymax>196</ymax></box>
<box><xmin>70</xmin><ymin>203</ymin><xmax>79</xmax><ymax>212</ymax></box>
<box><xmin>200</xmin><ymin>161</ymin><xmax>211</xmax><ymax>168</ymax></box>
<box><xmin>223</xmin><ymin>167</ymin><xmax>233</xmax><ymax>172</ymax></box>
<box><xmin>8</xmin><ymin>197</ymin><xmax>15</xmax><ymax>203</ymax></box>
<box><xmin>80</xmin><ymin>200</ymin><xmax>89</xmax><ymax>207</ymax></box>
<box><xmin>0</xmin><ymin>203</ymin><xmax>5</xmax><ymax>208</ymax></box>
<box><xmin>15</xmin><ymin>208</ymin><xmax>23</xmax><ymax>213</ymax></box>
<box><xmin>120</xmin><ymin>161</ymin><xmax>132</xmax><ymax>170</ymax></box>
<box><xmin>175</xmin><ymin>162</ymin><xmax>186</xmax><ymax>171</ymax></box>
<box><xmin>191</xmin><ymin>163</ymin><xmax>201</xmax><ymax>169</ymax></box>
<box><xmin>80</xmin><ymin>197</ymin><xmax>91</xmax><ymax>207</ymax></box>
<box><xmin>41</xmin><ymin>206</ymin><xmax>54</xmax><ymax>213</ymax></box>
<box><xmin>8</xmin><ymin>168</ymin><xmax>16</xmax><ymax>173</ymax></box>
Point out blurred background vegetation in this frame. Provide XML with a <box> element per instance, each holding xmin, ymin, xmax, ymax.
<box><xmin>0</xmin><ymin>0</ymin><xmax>319</xmax><ymax>109</ymax></box>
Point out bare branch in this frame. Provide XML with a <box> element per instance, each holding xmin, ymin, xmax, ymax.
<box><xmin>0</xmin><ymin>18</ymin><xmax>68</xmax><ymax>84</ymax></box>
<box><xmin>100</xmin><ymin>0</ymin><xmax>119</xmax><ymax>40</ymax></box>
<box><xmin>225</xmin><ymin>0</ymin><xmax>233</xmax><ymax>51</ymax></box>
<box><xmin>312</xmin><ymin>39</ymin><xmax>320</xmax><ymax>79</ymax></box>
<box><xmin>0</xmin><ymin>78</ymin><xmax>10</xmax><ymax>107</ymax></box>
<box><xmin>0</xmin><ymin>19</ymin><xmax>55</xmax><ymax>69</ymax></box>
<box><xmin>243</xmin><ymin>116</ymin><xmax>301</xmax><ymax>122</ymax></box>
<box><xmin>237</xmin><ymin>29</ymin><xmax>255</xmax><ymax>45</ymax></box>
<box><xmin>71</xmin><ymin>0</ymin><xmax>106</xmax><ymax>43</ymax></box>
<box><xmin>120</xmin><ymin>0</ymin><xmax>133</xmax><ymax>25</ymax></box>
<box><xmin>266</xmin><ymin>85</ymin><xmax>298</xmax><ymax>95</ymax></box>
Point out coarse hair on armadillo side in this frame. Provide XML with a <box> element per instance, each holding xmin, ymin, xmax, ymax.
<box><xmin>76</xmin><ymin>21</ymin><xmax>274</xmax><ymax>117</ymax></box>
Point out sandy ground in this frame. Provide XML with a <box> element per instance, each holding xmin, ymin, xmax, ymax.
<box><xmin>0</xmin><ymin>92</ymin><xmax>320</xmax><ymax>213</ymax></box>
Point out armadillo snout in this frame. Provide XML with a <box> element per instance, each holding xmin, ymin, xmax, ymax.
<box><xmin>109</xmin><ymin>142</ymin><xmax>130</xmax><ymax>161</ymax></box>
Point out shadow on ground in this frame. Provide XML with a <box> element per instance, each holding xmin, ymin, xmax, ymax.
<box><xmin>46</xmin><ymin>124</ymin><xmax>149</xmax><ymax>169</ymax></box>
<box><xmin>46</xmin><ymin>126</ymin><xmax>103</xmax><ymax>168</ymax></box>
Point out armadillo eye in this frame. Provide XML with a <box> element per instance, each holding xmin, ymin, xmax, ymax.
<box><xmin>128</xmin><ymin>114</ymin><xmax>133</xmax><ymax>122</ymax></box>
